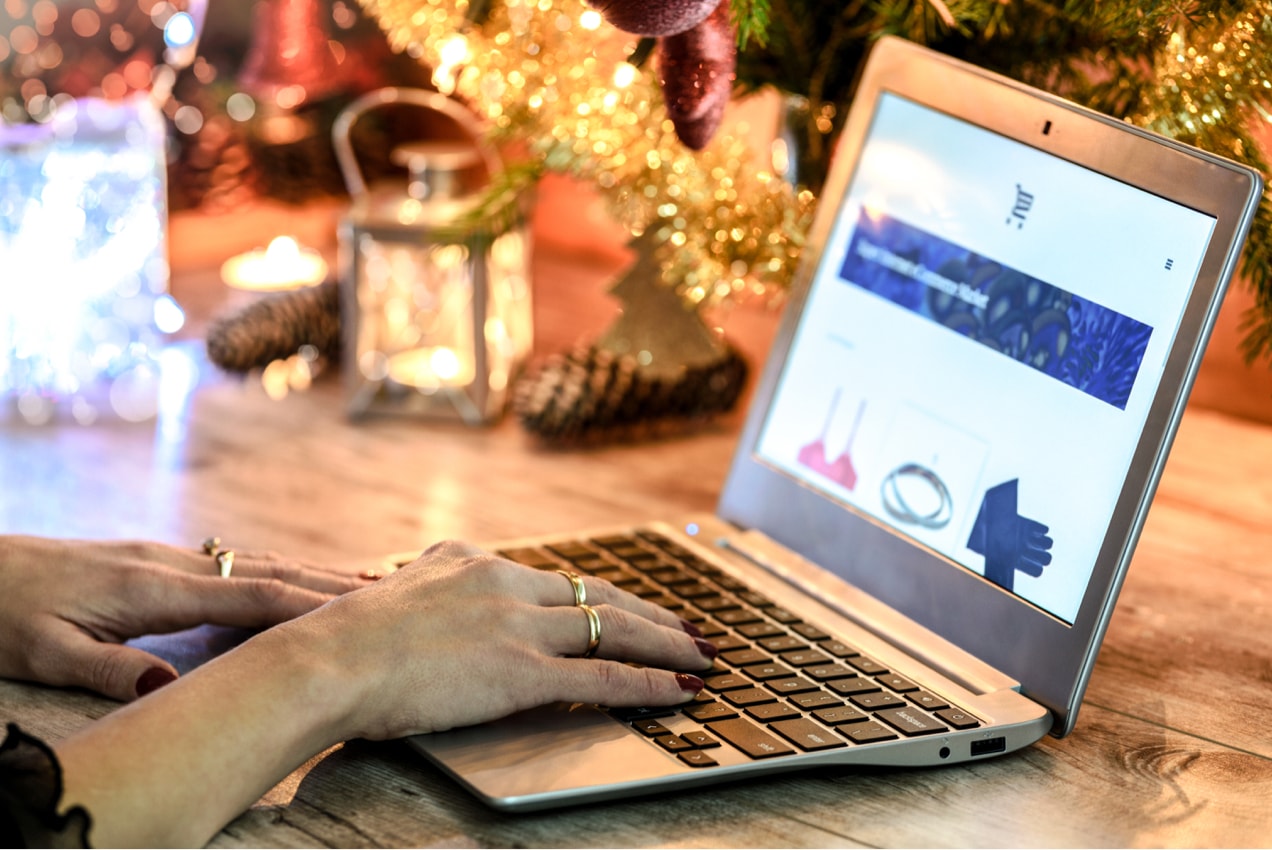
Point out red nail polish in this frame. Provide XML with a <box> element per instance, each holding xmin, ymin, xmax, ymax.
<box><xmin>694</xmin><ymin>638</ymin><xmax>718</xmax><ymax>659</ymax></box>
<box><xmin>680</xmin><ymin>619</ymin><xmax>704</xmax><ymax>638</ymax></box>
<box><xmin>675</xmin><ymin>673</ymin><xmax>705</xmax><ymax>693</ymax></box>
<box><xmin>135</xmin><ymin>666</ymin><xmax>177</xmax><ymax>697</ymax></box>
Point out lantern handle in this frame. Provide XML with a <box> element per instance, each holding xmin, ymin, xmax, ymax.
<box><xmin>332</xmin><ymin>87</ymin><xmax>502</xmax><ymax>199</ymax></box>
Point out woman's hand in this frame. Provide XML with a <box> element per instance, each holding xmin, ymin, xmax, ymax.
<box><xmin>272</xmin><ymin>539</ymin><xmax>717</xmax><ymax>743</ymax></box>
<box><xmin>0</xmin><ymin>534</ymin><xmax>370</xmax><ymax>702</ymax></box>
<box><xmin>52</xmin><ymin>539</ymin><xmax>716</xmax><ymax>847</ymax></box>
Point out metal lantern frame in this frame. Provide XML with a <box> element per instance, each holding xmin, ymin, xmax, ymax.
<box><xmin>332</xmin><ymin>87</ymin><xmax>532</xmax><ymax>425</ymax></box>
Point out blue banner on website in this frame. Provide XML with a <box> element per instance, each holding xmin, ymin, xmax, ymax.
<box><xmin>839</xmin><ymin>211</ymin><xmax>1153</xmax><ymax>410</ymax></box>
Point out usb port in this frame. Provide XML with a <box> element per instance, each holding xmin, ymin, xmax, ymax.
<box><xmin>970</xmin><ymin>737</ymin><xmax>1006</xmax><ymax>756</ymax></box>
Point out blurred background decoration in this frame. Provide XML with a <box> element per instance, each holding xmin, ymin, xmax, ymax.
<box><xmin>3</xmin><ymin>0</ymin><xmax>1272</xmax><ymax>428</ymax></box>
<box><xmin>358</xmin><ymin>0</ymin><xmax>1272</xmax><ymax>360</ymax></box>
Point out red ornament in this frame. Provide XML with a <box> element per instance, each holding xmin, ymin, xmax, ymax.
<box><xmin>584</xmin><ymin>0</ymin><xmax>718</xmax><ymax>36</ymax></box>
<box><xmin>656</xmin><ymin>0</ymin><xmax>735</xmax><ymax>150</ymax></box>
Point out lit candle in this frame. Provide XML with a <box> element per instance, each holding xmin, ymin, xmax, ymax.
<box><xmin>220</xmin><ymin>236</ymin><xmax>329</xmax><ymax>291</ymax></box>
<box><xmin>386</xmin><ymin>346</ymin><xmax>475</xmax><ymax>389</ymax></box>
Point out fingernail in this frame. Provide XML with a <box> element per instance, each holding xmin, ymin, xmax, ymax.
<box><xmin>675</xmin><ymin>673</ymin><xmax>705</xmax><ymax>694</ymax></box>
<box><xmin>358</xmin><ymin>570</ymin><xmax>383</xmax><ymax>581</ymax></box>
<box><xmin>135</xmin><ymin>666</ymin><xmax>177</xmax><ymax>698</ymax></box>
<box><xmin>694</xmin><ymin>638</ymin><xmax>718</xmax><ymax>660</ymax></box>
<box><xmin>680</xmin><ymin>619</ymin><xmax>703</xmax><ymax>638</ymax></box>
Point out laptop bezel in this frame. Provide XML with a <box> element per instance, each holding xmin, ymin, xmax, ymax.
<box><xmin>716</xmin><ymin>35</ymin><xmax>1263</xmax><ymax>737</ymax></box>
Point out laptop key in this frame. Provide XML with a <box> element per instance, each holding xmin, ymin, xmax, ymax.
<box><xmin>791</xmin><ymin>622</ymin><xmax>832</xmax><ymax>641</ymax></box>
<box><xmin>706</xmin><ymin>718</ymin><xmax>796</xmax><ymax>759</ymax></box>
<box><xmin>769</xmin><ymin>718</ymin><xmax>848</xmax><ymax>752</ymax></box>
<box><xmin>720</xmin><ymin>648</ymin><xmax>770</xmax><ymax>667</ymax></box>
<box><xmin>758</xmin><ymin>635</ymin><xmax>807</xmax><ymax>653</ymax></box>
<box><xmin>655</xmin><ymin>734</ymin><xmax>695</xmax><ymax>752</ymax></box>
<box><xmin>827</xmin><ymin>676</ymin><xmax>881</xmax><ymax>696</ymax></box>
<box><xmin>677</xmin><ymin>750</ymin><xmax>719</xmax><ymax>768</ymax></box>
<box><xmin>683</xmin><ymin>701</ymin><xmax>740</xmax><ymax>722</ymax></box>
<box><xmin>716</xmin><ymin>609</ymin><xmax>764</xmax><ymax>626</ymax></box>
<box><xmin>850</xmin><ymin>691</ymin><xmax>908</xmax><ymax>711</ymax></box>
<box><xmin>780</xmin><ymin>648</ymin><xmax>833</xmax><ymax>667</ymax></box>
<box><xmin>818</xmin><ymin>639</ymin><xmax>860</xmax><ymax>658</ymax></box>
<box><xmin>804</xmin><ymin>663</ymin><xmax>857</xmax><ymax>681</ymax></box>
<box><xmin>875</xmin><ymin>707</ymin><xmax>948</xmax><ymax>736</ymax></box>
<box><xmin>765</xmin><ymin>606</ymin><xmax>801</xmax><ymax>624</ymax></box>
<box><xmin>847</xmin><ymin>655</ymin><xmax>890</xmax><ymax>675</ymax></box>
<box><xmin>741</xmin><ymin>662</ymin><xmax>795</xmax><ymax>681</ymax></box>
<box><xmin>790</xmin><ymin>691</ymin><xmax>843</xmax><ymax>710</ymax></box>
<box><xmin>703</xmin><ymin>672</ymin><xmax>752</xmax><ymax>692</ymax></box>
<box><xmin>935</xmin><ymin>708</ymin><xmax>981</xmax><ymax>729</ymax></box>
<box><xmin>680</xmin><ymin>729</ymin><xmax>721</xmax><ymax>748</ymax></box>
<box><xmin>723</xmin><ymin>687</ymin><xmax>778</xmax><ymax>707</ymax></box>
<box><xmin>812</xmin><ymin>705</ymin><xmax>869</xmax><ymax>725</ymax></box>
<box><xmin>736</xmin><ymin>621</ymin><xmax>784</xmax><ymax>639</ymax></box>
<box><xmin>746</xmin><ymin>702</ymin><xmax>801</xmax><ymax>722</ymax></box>
<box><xmin>839</xmin><ymin>720</ymin><xmax>900</xmax><ymax>744</ymax></box>
<box><xmin>766</xmin><ymin>676</ymin><xmax>820</xmax><ymax>695</ymax></box>
<box><xmin>877</xmin><ymin>674</ymin><xmax>919</xmax><ymax>692</ymax></box>
<box><xmin>632</xmin><ymin>718</ymin><xmax>674</xmax><ymax>736</ymax></box>
<box><xmin>909</xmin><ymin>690</ymin><xmax>950</xmax><ymax>710</ymax></box>
<box><xmin>708</xmin><ymin>634</ymin><xmax>750</xmax><ymax>652</ymax></box>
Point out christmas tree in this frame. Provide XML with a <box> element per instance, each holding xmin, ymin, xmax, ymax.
<box><xmin>357</xmin><ymin>0</ymin><xmax>1272</xmax><ymax>360</ymax></box>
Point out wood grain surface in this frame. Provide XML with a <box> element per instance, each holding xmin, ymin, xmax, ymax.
<box><xmin>2</xmin><ymin>201</ymin><xmax>1271</xmax><ymax>848</ymax></box>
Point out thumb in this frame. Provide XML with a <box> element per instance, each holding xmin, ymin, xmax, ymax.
<box><xmin>53</xmin><ymin>636</ymin><xmax>179</xmax><ymax>702</ymax></box>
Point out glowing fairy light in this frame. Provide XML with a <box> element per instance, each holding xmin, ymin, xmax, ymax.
<box><xmin>612</xmin><ymin>61</ymin><xmax>637</xmax><ymax>88</ymax></box>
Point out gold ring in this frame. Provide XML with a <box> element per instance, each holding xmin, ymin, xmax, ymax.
<box><xmin>201</xmin><ymin>537</ymin><xmax>220</xmax><ymax>556</ymax></box>
<box><xmin>216</xmin><ymin>550</ymin><xmax>235</xmax><ymax>578</ymax></box>
<box><xmin>556</xmin><ymin>569</ymin><xmax>586</xmax><ymax>606</ymax></box>
<box><xmin>578</xmin><ymin>603</ymin><xmax>601</xmax><ymax>658</ymax></box>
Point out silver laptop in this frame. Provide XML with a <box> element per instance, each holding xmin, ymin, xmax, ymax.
<box><xmin>400</xmin><ymin>36</ymin><xmax>1263</xmax><ymax>811</ymax></box>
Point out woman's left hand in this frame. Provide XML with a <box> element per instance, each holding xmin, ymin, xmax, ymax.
<box><xmin>0</xmin><ymin>535</ymin><xmax>371</xmax><ymax>702</ymax></box>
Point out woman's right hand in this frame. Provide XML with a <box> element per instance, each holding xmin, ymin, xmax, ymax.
<box><xmin>275</xmin><ymin>539</ymin><xmax>717</xmax><ymax>744</ymax></box>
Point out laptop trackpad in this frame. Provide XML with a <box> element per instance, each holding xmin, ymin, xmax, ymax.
<box><xmin>407</xmin><ymin>703</ymin><xmax>681</xmax><ymax>802</ymax></box>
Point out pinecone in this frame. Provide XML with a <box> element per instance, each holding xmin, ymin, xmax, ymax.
<box><xmin>513</xmin><ymin>342</ymin><xmax>749</xmax><ymax>444</ymax></box>
<box><xmin>205</xmin><ymin>280</ymin><xmax>342</xmax><ymax>374</ymax></box>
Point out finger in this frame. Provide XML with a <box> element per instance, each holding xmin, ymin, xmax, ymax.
<box><xmin>119</xmin><ymin>573</ymin><xmax>341</xmax><ymax>635</ymax></box>
<box><xmin>27</xmin><ymin>629</ymin><xmax>177</xmax><ymax>703</ymax></box>
<box><xmin>540</xmin><ymin>657</ymin><xmax>706</xmax><ymax>709</ymax></box>
<box><xmin>543</xmin><ymin>604</ymin><xmax>716</xmax><ymax>670</ymax></box>
<box><xmin>213</xmin><ymin>552</ymin><xmax>371</xmax><ymax>594</ymax></box>
<box><xmin>534</xmin><ymin>567</ymin><xmax>686</xmax><ymax>630</ymax></box>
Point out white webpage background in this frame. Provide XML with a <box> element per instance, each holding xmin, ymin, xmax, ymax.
<box><xmin>756</xmin><ymin>94</ymin><xmax>1216</xmax><ymax>623</ymax></box>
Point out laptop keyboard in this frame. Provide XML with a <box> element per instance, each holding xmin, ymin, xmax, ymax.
<box><xmin>497</xmin><ymin>530</ymin><xmax>980</xmax><ymax>768</ymax></box>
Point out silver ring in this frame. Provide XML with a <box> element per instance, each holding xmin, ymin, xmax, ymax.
<box><xmin>881</xmin><ymin>462</ymin><xmax>953</xmax><ymax>529</ymax></box>
<box><xmin>556</xmin><ymin>569</ymin><xmax>587</xmax><ymax>606</ymax></box>
<box><xmin>578</xmin><ymin>603</ymin><xmax>601</xmax><ymax>658</ymax></box>
<box><xmin>215</xmin><ymin>550</ymin><xmax>235</xmax><ymax>578</ymax></box>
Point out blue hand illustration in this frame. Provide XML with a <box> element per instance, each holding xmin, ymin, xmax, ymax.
<box><xmin>967</xmin><ymin>479</ymin><xmax>1053</xmax><ymax>592</ymax></box>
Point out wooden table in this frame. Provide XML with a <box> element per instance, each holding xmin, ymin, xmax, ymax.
<box><xmin>3</xmin><ymin>226</ymin><xmax>1272</xmax><ymax>848</ymax></box>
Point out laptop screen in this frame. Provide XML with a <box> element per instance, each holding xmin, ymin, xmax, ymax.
<box><xmin>754</xmin><ymin>92</ymin><xmax>1217</xmax><ymax>624</ymax></box>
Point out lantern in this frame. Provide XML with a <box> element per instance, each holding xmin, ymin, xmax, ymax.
<box><xmin>332</xmin><ymin>88</ymin><xmax>532</xmax><ymax>425</ymax></box>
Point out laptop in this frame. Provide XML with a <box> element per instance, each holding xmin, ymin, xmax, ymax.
<box><xmin>396</xmin><ymin>35</ymin><xmax>1263</xmax><ymax>811</ymax></box>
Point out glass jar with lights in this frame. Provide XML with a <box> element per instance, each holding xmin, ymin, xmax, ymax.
<box><xmin>332</xmin><ymin>87</ymin><xmax>532</xmax><ymax>425</ymax></box>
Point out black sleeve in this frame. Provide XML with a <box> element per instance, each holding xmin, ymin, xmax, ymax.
<box><xmin>0</xmin><ymin>723</ymin><xmax>92</xmax><ymax>848</ymax></box>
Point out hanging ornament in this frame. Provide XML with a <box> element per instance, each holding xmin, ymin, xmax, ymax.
<box><xmin>583</xmin><ymin>0</ymin><xmax>718</xmax><ymax>36</ymax></box>
<box><xmin>655</xmin><ymin>0</ymin><xmax>736</xmax><ymax>150</ymax></box>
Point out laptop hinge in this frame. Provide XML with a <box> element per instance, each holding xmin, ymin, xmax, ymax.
<box><xmin>718</xmin><ymin>528</ymin><xmax>1022</xmax><ymax>697</ymax></box>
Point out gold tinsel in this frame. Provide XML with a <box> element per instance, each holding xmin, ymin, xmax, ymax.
<box><xmin>356</xmin><ymin>0</ymin><xmax>816</xmax><ymax>311</ymax></box>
